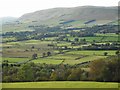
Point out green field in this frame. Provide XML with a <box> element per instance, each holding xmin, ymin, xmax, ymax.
<box><xmin>63</xmin><ymin>56</ymin><xmax>106</xmax><ymax>65</ymax></box>
<box><xmin>68</xmin><ymin>36</ymin><xmax>118</xmax><ymax>42</ymax></box>
<box><xmin>2</xmin><ymin>34</ymin><xmax>117</xmax><ymax>65</ymax></box>
<box><xmin>67</xmin><ymin>50</ymin><xmax>116</xmax><ymax>56</ymax></box>
<box><xmin>2</xmin><ymin>50</ymin><xmax>116</xmax><ymax>65</ymax></box>
<box><xmin>3</xmin><ymin>57</ymin><xmax>29</xmax><ymax>63</ymax></box>
<box><xmin>33</xmin><ymin>59</ymin><xmax>63</xmax><ymax>64</ymax></box>
<box><xmin>67</xmin><ymin>33</ymin><xmax>118</xmax><ymax>42</ymax></box>
<box><xmin>2</xmin><ymin>81</ymin><xmax>119</xmax><ymax>88</ymax></box>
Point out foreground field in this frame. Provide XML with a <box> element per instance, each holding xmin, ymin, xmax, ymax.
<box><xmin>2</xmin><ymin>81</ymin><xmax>118</xmax><ymax>88</ymax></box>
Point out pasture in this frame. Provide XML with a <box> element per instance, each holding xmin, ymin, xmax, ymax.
<box><xmin>2</xmin><ymin>81</ymin><xmax>119</xmax><ymax>88</ymax></box>
<box><xmin>2</xmin><ymin>50</ymin><xmax>116</xmax><ymax>65</ymax></box>
<box><xmin>2</xmin><ymin>33</ymin><xmax>118</xmax><ymax>65</ymax></box>
<box><xmin>68</xmin><ymin>36</ymin><xmax>118</xmax><ymax>42</ymax></box>
<box><xmin>3</xmin><ymin>57</ymin><xmax>29</xmax><ymax>63</ymax></box>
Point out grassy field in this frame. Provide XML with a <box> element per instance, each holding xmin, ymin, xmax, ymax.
<box><xmin>2</xmin><ymin>50</ymin><xmax>116</xmax><ymax>65</ymax></box>
<box><xmin>2</xmin><ymin>81</ymin><xmax>119</xmax><ymax>88</ymax></box>
<box><xmin>2</xmin><ymin>33</ymin><xmax>118</xmax><ymax>65</ymax></box>
<box><xmin>67</xmin><ymin>50</ymin><xmax>116</xmax><ymax>56</ymax></box>
<box><xmin>3</xmin><ymin>40</ymin><xmax>54</xmax><ymax>58</ymax></box>
<box><xmin>3</xmin><ymin>57</ymin><xmax>29</xmax><ymax>63</ymax></box>
<box><xmin>67</xmin><ymin>33</ymin><xmax>118</xmax><ymax>42</ymax></box>
<box><xmin>63</xmin><ymin>56</ymin><xmax>106</xmax><ymax>65</ymax></box>
<box><xmin>68</xmin><ymin>36</ymin><xmax>118</xmax><ymax>42</ymax></box>
<box><xmin>2</xmin><ymin>55</ymin><xmax>106</xmax><ymax>65</ymax></box>
<box><xmin>95</xmin><ymin>33</ymin><xmax>118</xmax><ymax>37</ymax></box>
<box><xmin>30</xmin><ymin>50</ymin><xmax>115</xmax><ymax>65</ymax></box>
<box><xmin>32</xmin><ymin>59</ymin><xmax>63</xmax><ymax>64</ymax></box>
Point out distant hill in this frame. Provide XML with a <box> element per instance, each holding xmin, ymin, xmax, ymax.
<box><xmin>0</xmin><ymin>17</ymin><xmax>17</xmax><ymax>24</ymax></box>
<box><xmin>2</xmin><ymin>6</ymin><xmax>118</xmax><ymax>33</ymax></box>
<box><xmin>18</xmin><ymin>6</ymin><xmax>118</xmax><ymax>26</ymax></box>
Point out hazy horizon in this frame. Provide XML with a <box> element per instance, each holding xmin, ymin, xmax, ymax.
<box><xmin>0</xmin><ymin>0</ymin><xmax>119</xmax><ymax>18</ymax></box>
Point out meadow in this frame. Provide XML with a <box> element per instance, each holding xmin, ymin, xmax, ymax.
<box><xmin>2</xmin><ymin>50</ymin><xmax>116</xmax><ymax>65</ymax></box>
<box><xmin>2</xmin><ymin>81</ymin><xmax>119</xmax><ymax>88</ymax></box>
<box><xmin>2</xmin><ymin>33</ymin><xmax>118</xmax><ymax>65</ymax></box>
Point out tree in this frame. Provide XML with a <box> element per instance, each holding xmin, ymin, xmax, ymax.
<box><xmin>104</xmin><ymin>52</ymin><xmax>108</xmax><ymax>56</ymax></box>
<box><xmin>100</xmin><ymin>57</ymin><xmax>120</xmax><ymax>82</ymax></box>
<box><xmin>80</xmin><ymin>38</ymin><xmax>86</xmax><ymax>42</ymax></box>
<box><xmin>64</xmin><ymin>46</ymin><xmax>68</xmax><ymax>50</ymax></box>
<box><xmin>74</xmin><ymin>38</ymin><xmax>79</xmax><ymax>42</ymax></box>
<box><xmin>42</xmin><ymin>53</ymin><xmax>46</xmax><ymax>57</ymax></box>
<box><xmin>115</xmin><ymin>50</ymin><xmax>120</xmax><ymax>55</ymax></box>
<box><xmin>50</xmin><ymin>72</ymin><xmax>58</xmax><ymax>80</ymax></box>
<box><xmin>89</xmin><ymin>59</ymin><xmax>106</xmax><ymax>81</ymax></box>
<box><xmin>71</xmin><ymin>42</ymin><xmax>75</xmax><ymax>46</ymax></box>
<box><xmin>32</xmin><ymin>53</ymin><xmax>38</xmax><ymax>59</ymax></box>
<box><xmin>47</xmin><ymin>52</ymin><xmax>51</xmax><ymax>56</ymax></box>
<box><xmin>59</xmin><ymin>49</ymin><xmax>63</xmax><ymax>54</ymax></box>
<box><xmin>93</xmin><ymin>40</ymin><xmax>96</xmax><ymax>43</ymax></box>
<box><xmin>80</xmin><ymin>38</ymin><xmax>86</xmax><ymax>44</ymax></box>
<box><xmin>31</xmin><ymin>46</ymin><xmax>35</xmax><ymax>49</ymax></box>
<box><xmin>65</xmin><ymin>38</ymin><xmax>69</xmax><ymax>42</ymax></box>
<box><xmin>17</xmin><ymin>63</ymin><xmax>35</xmax><ymax>81</ymax></box>
<box><xmin>31</xmin><ymin>45</ymin><xmax>35</xmax><ymax>51</ymax></box>
<box><xmin>89</xmin><ymin>56</ymin><xmax>120</xmax><ymax>82</ymax></box>
<box><xmin>67</xmin><ymin>68</ymin><xmax>82</xmax><ymax>81</ymax></box>
<box><xmin>2</xmin><ymin>60</ymin><xmax>9</xmax><ymax>67</ymax></box>
<box><xmin>106</xmin><ymin>43</ymin><xmax>110</xmax><ymax>46</ymax></box>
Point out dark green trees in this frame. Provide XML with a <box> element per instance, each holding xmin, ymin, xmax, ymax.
<box><xmin>89</xmin><ymin>56</ymin><xmax>120</xmax><ymax>82</ymax></box>
<box><xmin>32</xmin><ymin>53</ymin><xmax>38</xmax><ymax>59</ymax></box>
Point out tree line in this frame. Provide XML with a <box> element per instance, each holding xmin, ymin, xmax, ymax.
<box><xmin>2</xmin><ymin>55</ymin><xmax>120</xmax><ymax>82</ymax></box>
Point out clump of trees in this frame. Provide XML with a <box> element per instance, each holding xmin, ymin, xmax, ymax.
<box><xmin>32</xmin><ymin>53</ymin><xmax>38</xmax><ymax>59</ymax></box>
<box><xmin>42</xmin><ymin>52</ymin><xmax>52</xmax><ymax>57</ymax></box>
<box><xmin>104</xmin><ymin>52</ymin><xmax>108</xmax><ymax>56</ymax></box>
<box><xmin>89</xmin><ymin>56</ymin><xmax>120</xmax><ymax>82</ymax></box>
<box><xmin>2</xmin><ymin>56</ymin><xmax>119</xmax><ymax>82</ymax></box>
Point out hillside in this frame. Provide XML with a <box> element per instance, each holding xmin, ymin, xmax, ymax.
<box><xmin>0</xmin><ymin>17</ymin><xmax>17</xmax><ymax>24</ymax></box>
<box><xmin>2</xmin><ymin>6</ymin><xmax>118</xmax><ymax>33</ymax></box>
<box><xmin>19</xmin><ymin>6</ymin><xmax>118</xmax><ymax>25</ymax></box>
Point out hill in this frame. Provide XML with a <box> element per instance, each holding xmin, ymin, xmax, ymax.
<box><xmin>0</xmin><ymin>17</ymin><xmax>17</xmax><ymax>24</ymax></box>
<box><xmin>2</xmin><ymin>6</ymin><xmax>118</xmax><ymax>33</ymax></box>
<box><xmin>19</xmin><ymin>6</ymin><xmax>117</xmax><ymax>25</ymax></box>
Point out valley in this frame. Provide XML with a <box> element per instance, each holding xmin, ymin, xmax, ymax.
<box><xmin>1</xmin><ymin>6</ymin><xmax>119</xmax><ymax>89</ymax></box>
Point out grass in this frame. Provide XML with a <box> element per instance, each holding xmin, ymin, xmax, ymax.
<box><xmin>2</xmin><ymin>36</ymin><xmax>117</xmax><ymax>65</ymax></box>
<box><xmin>67</xmin><ymin>50</ymin><xmax>116</xmax><ymax>56</ymax></box>
<box><xmin>2</xmin><ymin>57</ymin><xmax>29</xmax><ymax>63</ymax></box>
<box><xmin>2</xmin><ymin>50</ymin><xmax>116</xmax><ymax>65</ymax></box>
<box><xmin>63</xmin><ymin>56</ymin><xmax>106</xmax><ymax>65</ymax></box>
<box><xmin>2</xmin><ymin>81</ymin><xmax>119</xmax><ymax>88</ymax></box>
<box><xmin>32</xmin><ymin>59</ymin><xmax>63</xmax><ymax>64</ymax></box>
<box><xmin>68</xmin><ymin>33</ymin><xmax>118</xmax><ymax>42</ymax></box>
<box><xmin>32</xmin><ymin>55</ymin><xmax>106</xmax><ymax>65</ymax></box>
<box><xmin>3</xmin><ymin>40</ymin><xmax>54</xmax><ymax>58</ymax></box>
<box><xmin>95</xmin><ymin>33</ymin><xmax>118</xmax><ymax>37</ymax></box>
<box><xmin>31</xmin><ymin>50</ymin><xmax>112</xmax><ymax>65</ymax></box>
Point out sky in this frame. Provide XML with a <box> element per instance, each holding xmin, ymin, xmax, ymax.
<box><xmin>0</xmin><ymin>0</ymin><xmax>119</xmax><ymax>18</ymax></box>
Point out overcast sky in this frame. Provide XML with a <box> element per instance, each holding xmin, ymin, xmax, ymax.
<box><xmin>0</xmin><ymin>0</ymin><xmax>119</xmax><ymax>18</ymax></box>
